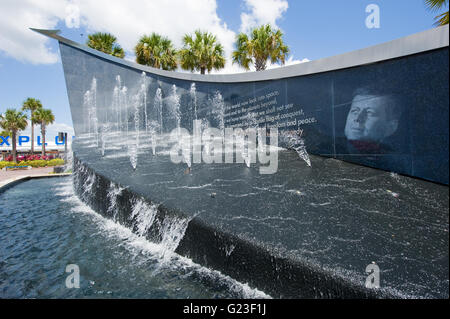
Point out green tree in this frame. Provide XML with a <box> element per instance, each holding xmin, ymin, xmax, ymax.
<box><xmin>0</xmin><ymin>130</ymin><xmax>11</xmax><ymax>138</ymax></box>
<box><xmin>425</xmin><ymin>0</ymin><xmax>449</xmax><ymax>26</ymax></box>
<box><xmin>32</xmin><ymin>108</ymin><xmax>55</xmax><ymax>157</ymax></box>
<box><xmin>179</xmin><ymin>30</ymin><xmax>226</xmax><ymax>74</ymax></box>
<box><xmin>86</xmin><ymin>32</ymin><xmax>125</xmax><ymax>58</ymax></box>
<box><xmin>134</xmin><ymin>33</ymin><xmax>178</xmax><ymax>70</ymax></box>
<box><xmin>22</xmin><ymin>97</ymin><xmax>43</xmax><ymax>154</ymax></box>
<box><xmin>0</xmin><ymin>109</ymin><xmax>28</xmax><ymax>163</ymax></box>
<box><xmin>232</xmin><ymin>24</ymin><xmax>289</xmax><ymax>71</ymax></box>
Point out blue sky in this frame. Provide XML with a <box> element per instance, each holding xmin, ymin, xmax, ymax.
<box><xmin>0</xmin><ymin>0</ymin><xmax>447</xmax><ymax>133</ymax></box>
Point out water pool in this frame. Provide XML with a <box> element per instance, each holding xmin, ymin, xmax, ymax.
<box><xmin>0</xmin><ymin>177</ymin><xmax>269</xmax><ymax>299</ymax></box>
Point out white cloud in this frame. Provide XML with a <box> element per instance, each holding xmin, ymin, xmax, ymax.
<box><xmin>65</xmin><ymin>1</ymin><xmax>80</xmax><ymax>28</ymax></box>
<box><xmin>75</xmin><ymin>0</ymin><xmax>240</xmax><ymax>74</ymax></box>
<box><xmin>46</xmin><ymin>122</ymin><xmax>75</xmax><ymax>138</ymax></box>
<box><xmin>240</xmin><ymin>0</ymin><xmax>289</xmax><ymax>34</ymax></box>
<box><xmin>0</xmin><ymin>0</ymin><xmax>242</xmax><ymax>72</ymax></box>
<box><xmin>0</xmin><ymin>0</ymin><xmax>67</xmax><ymax>64</ymax></box>
<box><xmin>21</xmin><ymin>120</ymin><xmax>75</xmax><ymax>138</ymax></box>
<box><xmin>232</xmin><ymin>0</ymin><xmax>294</xmax><ymax>72</ymax></box>
<box><xmin>236</xmin><ymin>0</ymin><xmax>310</xmax><ymax>73</ymax></box>
<box><xmin>0</xmin><ymin>0</ymin><xmax>296</xmax><ymax>73</ymax></box>
<box><xmin>266</xmin><ymin>56</ymin><xmax>310</xmax><ymax>69</ymax></box>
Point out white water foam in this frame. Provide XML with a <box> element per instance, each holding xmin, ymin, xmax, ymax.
<box><xmin>159</xmin><ymin>215</ymin><xmax>191</xmax><ymax>259</ymax></box>
<box><xmin>130</xmin><ymin>198</ymin><xmax>158</xmax><ymax>237</ymax></box>
<box><xmin>107</xmin><ymin>182</ymin><xmax>126</xmax><ymax>221</ymax></box>
<box><xmin>54</xmin><ymin>177</ymin><xmax>271</xmax><ymax>299</ymax></box>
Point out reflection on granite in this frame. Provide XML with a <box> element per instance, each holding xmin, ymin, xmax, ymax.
<box><xmin>61</xmin><ymin>44</ymin><xmax>449</xmax><ymax>184</ymax></box>
<box><xmin>74</xmin><ymin>136</ymin><xmax>449</xmax><ymax>298</ymax></box>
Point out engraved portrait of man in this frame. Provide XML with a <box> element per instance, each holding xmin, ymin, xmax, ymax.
<box><xmin>343</xmin><ymin>87</ymin><xmax>402</xmax><ymax>154</ymax></box>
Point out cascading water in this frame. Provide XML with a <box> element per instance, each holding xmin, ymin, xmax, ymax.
<box><xmin>242</xmin><ymin>112</ymin><xmax>259</xmax><ymax>168</ymax></box>
<box><xmin>71</xmin><ymin>65</ymin><xmax>317</xmax><ymax>300</ymax></box>
<box><xmin>167</xmin><ymin>85</ymin><xmax>187</xmax><ymax>168</ymax></box>
<box><xmin>106</xmin><ymin>181</ymin><xmax>125</xmax><ymax>221</ymax></box>
<box><xmin>128</xmin><ymin>73</ymin><xmax>149</xmax><ymax>170</ymax></box>
<box><xmin>83</xmin><ymin>90</ymin><xmax>91</xmax><ymax>134</ymax></box>
<box><xmin>148</xmin><ymin>120</ymin><xmax>160</xmax><ymax>155</ymax></box>
<box><xmin>122</xmin><ymin>86</ymin><xmax>129</xmax><ymax>137</ymax></box>
<box><xmin>201</xmin><ymin>119</ymin><xmax>211</xmax><ymax>156</ymax></box>
<box><xmin>169</xmin><ymin>85</ymin><xmax>181</xmax><ymax>134</ymax></box>
<box><xmin>141</xmin><ymin>72</ymin><xmax>150</xmax><ymax>135</ymax></box>
<box><xmin>80</xmin><ymin>170</ymin><xmax>96</xmax><ymax>202</ymax></box>
<box><xmin>63</xmin><ymin>143</ymin><xmax>73</xmax><ymax>172</ymax></box>
<box><xmin>130</xmin><ymin>198</ymin><xmax>158</xmax><ymax>237</ymax></box>
<box><xmin>73</xmin><ymin>162</ymin><xmax>194</xmax><ymax>265</ymax></box>
<box><xmin>112</xmin><ymin>75</ymin><xmax>129</xmax><ymax>140</ymax></box>
<box><xmin>128</xmin><ymin>96</ymin><xmax>139</xmax><ymax>169</ymax></box>
<box><xmin>154</xmin><ymin>87</ymin><xmax>163</xmax><ymax>135</ymax></box>
<box><xmin>112</xmin><ymin>75</ymin><xmax>122</xmax><ymax>133</ymax></box>
<box><xmin>190</xmin><ymin>83</ymin><xmax>198</xmax><ymax>121</ymax></box>
<box><xmin>211</xmin><ymin>90</ymin><xmax>225</xmax><ymax>134</ymax></box>
<box><xmin>113</xmin><ymin>86</ymin><xmax>120</xmax><ymax>131</ymax></box>
<box><xmin>91</xmin><ymin>78</ymin><xmax>99</xmax><ymax>147</ymax></box>
<box><xmin>100</xmin><ymin>123</ymin><xmax>110</xmax><ymax>157</ymax></box>
<box><xmin>181</xmin><ymin>133</ymin><xmax>192</xmax><ymax>169</ymax></box>
<box><xmin>83</xmin><ymin>78</ymin><xmax>98</xmax><ymax>145</ymax></box>
<box><xmin>159</xmin><ymin>215</ymin><xmax>191</xmax><ymax>260</ymax></box>
<box><xmin>280</xmin><ymin>131</ymin><xmax>311</xmax><ymax>167</ymax></box>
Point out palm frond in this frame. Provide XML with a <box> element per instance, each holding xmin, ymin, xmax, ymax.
<box><xmin>232</xmin><ymin>24</ymin><xmax>290</xmax><ymax>71</ymax></box>
<box><xmin>86</xmin><ymin>32</ymin><xmax>125</xmax><ymax>59</ymax></box>
<box><xmin>179</xmin><ymin>30</ymin><xmax>226</xmax><ymax>74</ymax></box>
<box><xmin>135</xmin><ymin>33</ymin><xmax>177</xmax><ymax>70</ymax></box>
<box><xmin>425</xmin><ymin>0</ymin><xmax>449</xmax><ymax>12</ymax></box>
<box><xmin>434</xmin><ymin>10</ymin><xmax>450</xmax><ymax>25</ymax></box>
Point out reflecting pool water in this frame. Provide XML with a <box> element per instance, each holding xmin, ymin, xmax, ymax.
<box><xmin>0</xmin><ymin>177</ymin><xmax>270</xmax><ymax>299</ymax></box>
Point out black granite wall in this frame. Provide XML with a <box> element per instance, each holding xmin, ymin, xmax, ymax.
<box><xmin>61</xmin><ymin>43</ymin><xmax>449</xmax><ymax>184</ymax></box>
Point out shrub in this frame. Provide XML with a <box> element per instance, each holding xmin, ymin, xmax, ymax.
<box><xmin>0</xmin><ymin>161</ymin><xmax>15</xmax><ymax>169</ymax></box>
<box><xmin>47</xmin><ymin>159</ymin><xmax>65</xmax><ymax>166</ymax></box>
<box><xmin>0</xmin><ymin>159</ymin><xmax>64</xmax><ymax>168</ymax></box>
<box><xmin>3</xmin><ymin>154</ymin><xmax>56</xmax><ymax>162</ymax></box>
<box><xmin>32</xmin><ymin>160</ymin><xmax>47</xmax><ymax>168</ymax></box>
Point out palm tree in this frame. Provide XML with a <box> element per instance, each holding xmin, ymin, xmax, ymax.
<box><xmin>86</xmin><ymin>32</ymin><xmax>125</xmax><ymax>58</ymax></box>
<box><xmin>0</xmin><ymin>109</ymin><xmax>28</xmax><ymax>163</ymax></box>
<box><xmin>22</xmin><ymin>97</ymin><xmax>43</xmax><ymax>154</ymax></box>
<box><xmin>232</xmin><ymin>24</ymin><xmax>289</xmax><ymax>71</ymax></box>
<box><xmin>135</xmin><ymin>33</ymin><xmax>178</xmax><ymax>70</ymax></box>
<box><xmin>0</xmin><ymin>130</ymin><xmax>11</xmax><ymax>138</ymax></box>
<box><xmin>179</xmin><ymin>30</ymin><xmax>226</xmax><ymax>74</ymax></box>
<box><xmin>32</xmin><ymin>108</ymin><xmax>55</xmax><ymax>157</ymax></box>
<box><xmin>425</xmin><ymin>0</ymin><xmax>449</xmax><ymax>26</ymax></box>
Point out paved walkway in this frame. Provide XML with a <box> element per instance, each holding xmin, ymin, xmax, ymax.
<box><xmin>0</xmin><ymin>167</ymin><xmax>71</xmax><ymax>189</ymax></box>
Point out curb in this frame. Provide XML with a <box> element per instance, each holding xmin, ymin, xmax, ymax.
<box><xmin>0</xmin><ymin>173</ymin><xmax>72</xmax><ymax>194</ymax></box>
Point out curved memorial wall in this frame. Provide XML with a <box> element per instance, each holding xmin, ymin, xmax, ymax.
<box><xmin>48</xmin><ymin>26</ymin><xmax>450</xmax><ymax>185</ymax></box>
<box><xmin>35</xmin><ymin>27</ymin><xmax>449</xmax><ymax>298</ymax></box>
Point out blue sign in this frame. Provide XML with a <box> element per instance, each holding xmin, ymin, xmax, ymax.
<box><xmin>0</xmin><ymin>135</ymin><xmax>74</xmax><ymax>147</ymax></box>
<box><xmin>0</xmin><ymin>136</ymin><xmax>9</xmax><ymax>146</ymax></box>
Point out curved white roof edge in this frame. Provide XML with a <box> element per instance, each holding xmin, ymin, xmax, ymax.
<box><xmin>31</xmin><ymin>25</ymin><xmax>449</xmax><ymax>83</ymax></box>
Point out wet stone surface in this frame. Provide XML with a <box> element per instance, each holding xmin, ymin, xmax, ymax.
<box><xmin>73</xmin><ymin>136</ymin><xmax>449</xmax><ymax>298</ymax></box>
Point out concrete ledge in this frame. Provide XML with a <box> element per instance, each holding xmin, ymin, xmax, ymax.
<box><xmin>1</xmin><ymin>166</ymin><xmax>32</xmax><ymax>171</ymax></box>
<box><xmin>73</xmin><ymin>155</ymin><xmax>421</xmax><ymax>299</ymax></box>
<box><xmin>31</xmin><ymin>25</ymin><xmax>449</xmax><ymax>83</ymax></box>
<box><xmin>0</xmin><ymin>173</ymin><xmax>72</xmax><ymax>194</ymax></box>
